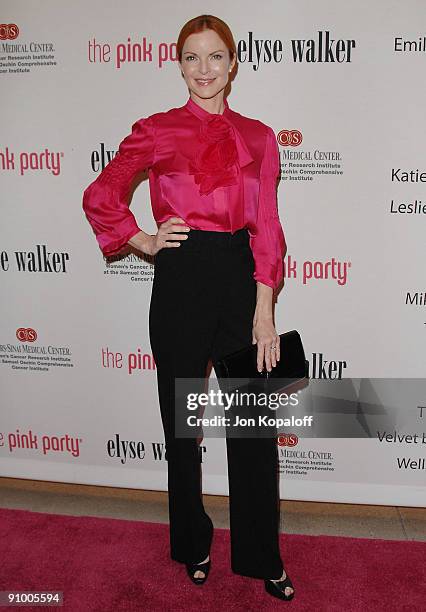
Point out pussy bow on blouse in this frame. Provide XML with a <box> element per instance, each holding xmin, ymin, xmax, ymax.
<box><xmin>82</xmin><ymin>95</ymin><xmax>287</xmax><ymax>289</ymax></box>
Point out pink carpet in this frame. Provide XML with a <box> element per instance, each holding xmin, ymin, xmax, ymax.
<box><xmin>0</xmin><ymin>507</ymin><xmax>424</xmax><ymax>611</ymax></box>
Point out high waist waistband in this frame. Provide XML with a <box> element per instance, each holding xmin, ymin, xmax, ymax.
<box><xmin>176</xmin><ymin>227</ymin><xmax>250</xmax><ymax>250</ymax></box>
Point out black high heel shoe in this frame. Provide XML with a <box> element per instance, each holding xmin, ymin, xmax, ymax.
<box><xmin>185</xmin><ymin>555</ymin><xmax>211</xmax><ymax>585</ymax></box>
<box><xmin>264</xmin><ymin>568</ymin><xmax>295</xmax><ymax>601</ymax></box>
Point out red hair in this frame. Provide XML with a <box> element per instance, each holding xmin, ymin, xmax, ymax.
<box><xmin>176</xmin><ymin>14</ymin><xmax>237</xmax><ymax>68</ymax></box>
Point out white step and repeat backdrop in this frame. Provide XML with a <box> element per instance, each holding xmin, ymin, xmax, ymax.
<box><xmin>1</xmin><ymin>1</ymin><xmax>425</xmax><ymax>507</ymax></box>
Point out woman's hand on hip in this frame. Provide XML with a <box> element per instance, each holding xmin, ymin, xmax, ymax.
<box><xmin>129</xmin><ymin>217</ymin><xmax>191</xmax><ymax>256</ymax></box>
<box><xmin>252</xmin><ymin>318</ymin><xmax>280</xmax><ymax>373</ymax></box>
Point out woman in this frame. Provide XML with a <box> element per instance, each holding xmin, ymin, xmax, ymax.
<box><xmin>82</xmin><ymin>14</ymin><xmax>294</xmax><ymax>602</ymax></box>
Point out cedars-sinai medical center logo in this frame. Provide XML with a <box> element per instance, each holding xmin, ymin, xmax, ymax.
<box><xmin>0</xmin><ymin>24</ymin><xmax>19</xmax><ymax>40</ymax></box>
<box><xmin>16</xmin><ymin>327</ymin><xmax>37</xmax><ymax>342</ymax></box>
<box><xmin>277</xmin><ymin>130</ymin><xmax>303</xmax><ymax>147</ymax></box>
<box><xmin>276</xmin><ymin>127</ymin><xmax>344</xmax><ymax>181</ymax></box>
<box><xmin>277</xmin><ymin>433</ymin><xmax>299</xmax><ymax>447</ymax></box>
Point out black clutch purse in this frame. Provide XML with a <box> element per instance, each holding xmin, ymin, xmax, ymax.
<box><xmin>212</xmin><ymin>329</ymin><xmax>309</xmax><ymax>395</ymax></box>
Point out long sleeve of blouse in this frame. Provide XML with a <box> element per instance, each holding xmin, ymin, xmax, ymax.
<box><xmin>248</xmin><ymin>125</ymin><xmax>287</xmax><ymax>289</ymax></box>
<box><xmin>82</xmin><ymin>116</ymin><xmax>156</xmax><ymax>258</ymax></box>
<box><xmin>82</xmin><ymin>96</ymin><xmax>287</xmax><ymax>289</ymax></box>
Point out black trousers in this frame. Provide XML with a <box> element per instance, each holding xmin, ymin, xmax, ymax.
<box><xmin>148</xmin><ymin>228</ymin><xmax>284</xmax><ymax>580</ymax></box>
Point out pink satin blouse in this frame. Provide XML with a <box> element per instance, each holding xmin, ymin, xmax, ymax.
<box><xmin>82</xmin><ymin>95</ymin><xmax>287</xmax><ymax>289</ymax></box>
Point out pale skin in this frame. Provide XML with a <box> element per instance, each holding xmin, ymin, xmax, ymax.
<box><xmin>127</xmin><ymin>29</ymin><xmax>291</xmax><ymax>594</ymax></box>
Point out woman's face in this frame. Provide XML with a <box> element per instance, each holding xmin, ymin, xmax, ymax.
<box><xmin>179</xmin><ymin>28</ymin><xmax>236</xmax><ymax>102</ymax></box>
